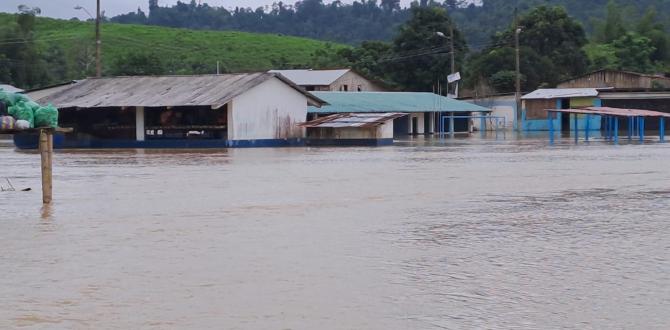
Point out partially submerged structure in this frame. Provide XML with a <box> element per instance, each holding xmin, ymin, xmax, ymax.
<box><xmin>16</xmin><ymin>73</ymin><xmax>325</xmax><ymax>149</ymax></box>
<box><xmin>269</xmin><ymin>69</ymin><xmax>386</xmax><ymax>92</ymax></box>
<box><xmin>521</xmin><ymin>88</ymin><xmax>604</xmax><ymax>131</ymax></box>
<box><xmin>300</xmin><ymin>113</ymin><xmax>406</xmax><ymax>146</ymax></box>
<box><xmin>460</xmin><ymin>93</ymin><xmax>517</xmax><ymax>131</ymax></box>
<box><xmin>547</xmin><ymin>107</ymin><xmax>670</xmax><ymax>144</ymax></box>
<box><xmin>308</xmin><ymin>91</ymin><xmax>490</xmax><ymax>136</ymax></box>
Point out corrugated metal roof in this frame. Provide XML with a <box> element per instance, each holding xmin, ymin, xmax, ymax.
<box><xmin>599</xmin><ymin>91</ymin><xmax>670</xmax><ymax>100</ymax></box>
<box><xmin>308</xmin><ymin>92</ymin><xmax>490</xmax><ymax>114</ymax></box>
<box><xmin>35</xmin><ymin>73</ymin><xmax>326</xmax><ymax>109</ymax></box>
<box><xmin>300</xmin><ymin>113</ymin><xmax>407</xmax><ymax>128</ymax></box>
<box><xmin>269</xmin><ymin>69</ymin><xmax>349</xmax><ymax>86</ymax></box>
<box><xmin>522</xmin><ymin>88</ymin><xmax>602</xmax><ymax>100</ymax></box>
<box><xmin>549</xmin><ymin>107</ymin><xmax>670</xmax><ymax>118</ymax></box>
<box><xmin>25</xmin><ymin>80</ymin><xmax>80</xmax><ymax>101</ymax></box>
<box><xmin>0</xmin><ymin>84</ymin><xmax>23</xmax><ymax>93</ymax></box>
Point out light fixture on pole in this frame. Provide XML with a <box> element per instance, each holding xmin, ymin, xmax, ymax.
<box><xmin>75</xmin><ymin>2</ymin><xmax>102</xmax><ymax>78</ymax></box>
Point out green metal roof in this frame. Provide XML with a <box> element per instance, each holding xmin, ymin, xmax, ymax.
<box><xmin>308</xmin><ymin>92</ymin><xmax>490</xmax><ymax>114</ymax></box>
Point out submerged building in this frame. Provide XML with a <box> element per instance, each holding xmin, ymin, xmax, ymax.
<box><xmin>16</xmin><ymin>73</ymin><xmax>325</xmax><ymax>149</ymax></box>
<box><xmin>521</xmin><ymin>88</ymin><xmax>604</xmax><ymax>131</ymax></box>
<box><xmin>308</xmin><ymin>91</ymin><xmax>490</xmax><ymax>136</ymax></box>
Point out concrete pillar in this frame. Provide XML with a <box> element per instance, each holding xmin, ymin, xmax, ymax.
<box><xmin>136</xmin><ymin>106</ymin><xmax>145</xmax><ymax>141</ymax></box>
<box><xmin>427</xmin><ymin>112</ymin><xmax>435</xmax><ymax>134</ymax></box>
<box><xmin>416</xmin><ymin>113</ymin><xmax>425</xmax><ymax>135</ymax></box>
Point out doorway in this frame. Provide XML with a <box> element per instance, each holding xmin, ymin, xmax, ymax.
<box><xmin>411</xmin><ymin>117</ymin><xmax>419</xmax><ymax>135</ymax></box>
<box><xmin>560</xmin><ymin>98</ymin><xmax>571</xmax><ymax>132</ymax></box>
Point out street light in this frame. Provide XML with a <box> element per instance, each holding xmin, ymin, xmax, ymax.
<box><xmin>75</xmin><ymin>2</ymin><xmax>101</xmax><ymax>78</ymax></box>
<box><xmin>74</xmin><ymin>5</ymin><xmax>93</xmax><ymax>19</ymax></box>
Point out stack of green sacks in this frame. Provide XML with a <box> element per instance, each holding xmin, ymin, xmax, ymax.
<box><xmin>0</xmin><ymin>88</ymin><xmax>59</xmax><ymax>129</ymax></box>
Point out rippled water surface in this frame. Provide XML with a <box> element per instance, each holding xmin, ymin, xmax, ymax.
<box><xmin>1</xmin><ymin>136</ymin><xmax>669</xmax><ymax>329</ymax></box>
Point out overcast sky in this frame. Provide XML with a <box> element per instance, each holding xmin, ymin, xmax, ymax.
<box><xmin>0</xmin><ymin>0</ymin><xmax>420</xmax><ymax>20</ymax></box>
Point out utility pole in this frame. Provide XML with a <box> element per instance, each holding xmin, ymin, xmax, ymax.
<box><xmin>95</xmin><ymin>0</ymin><xmax>102</xmax><ymax>77</ymax></box>
<box><xmin>450</xmin><ymin>23</ymin><xmax>455</xmax><ymax>75</ymax></box>
<box><xmin>515</xmin><ymin>7</ymin><xmax>521</xmax><ymax>130</ymax></box>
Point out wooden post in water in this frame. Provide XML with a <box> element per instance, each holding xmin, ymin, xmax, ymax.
<box><xmin>39</xmin><ymin>129</ymin><xmax>53</xmax><ymax>204</ymax></box>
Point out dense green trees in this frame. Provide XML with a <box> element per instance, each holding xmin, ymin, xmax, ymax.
<box><xmin>2</xmin><ymin>1</ymin><xmax>670</xmax><ymax>92</ymax></box>
<box><xmin>0</xmin><ymin>6</ymin><xmax>68</xmax><ymax>89</ymax></box>
<box><xmin>586</xmin><ymin>1</ymin><xmax>669</xmax><ymax>73</ymax></box>
<box><xmin>465</xmin><ymin>6</ymin><xmax>589</xmax><ymax>93</ymax></box>
<box><xmin>387</xmin><ymin>6</ymin><xmax>467</xmax><ymax>91</ymax></box>
<box><xmin>109</xmin><ymin>0</ymin><xmax>670</xmax><ymax>48</ymax></box>
<box><xmin>310</xmin><ymin>6</ymin><xmax>466</xmax><ymax>92</ymax></box>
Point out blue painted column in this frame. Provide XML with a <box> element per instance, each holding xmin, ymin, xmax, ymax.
<box><xmin>480</xmin><ymin>114</ymin><xmax>486</xmax><ymax>137</ymax></box>
<box><xmin>585</xmin><ymin>114</ymin><xmax>591</xmax><ymax>141</ymax></box>
<box><xmin>574</xmin><ymin>113</ymin><xmax>579</xmax><ymax>144</ymax></box>
<box><xmin>614</xmin><ymin>117</ymin><xmax>619</xmax><ymax>144</ymax></box>
<box><xmin>628</xmin><ymin>117</ymin><xmax>633</xmax><ymax>141</ymax></box>
<box><xmin>639</xmin><ymin>117</ymin><xmax>645</xmax><ymax>142</ymax></box>
<box><xmin>661</xmin><ymin>117</ymin><xmax>666</xmax><ymax>142</ymax></box>
<box><xmin>548</xmin><ymin>111</ymin><xmax>554</xmax><ymax>145</ymax></box>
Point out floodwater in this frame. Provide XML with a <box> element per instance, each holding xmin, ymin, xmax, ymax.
<box><xmin>1</xmin><ymin>135</ymin><xmax>669</xmax><ymax>329</ymax></box>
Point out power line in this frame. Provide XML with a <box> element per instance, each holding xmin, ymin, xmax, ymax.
<box><xmin>0</xmin><ymin>35</ymin><xmax>86</xmax><ymax>46</ymax></box>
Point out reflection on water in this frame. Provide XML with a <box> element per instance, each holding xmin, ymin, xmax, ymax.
<box><xmin>1</xmin><ymin>135</ymin><xmax>669</xmax><ymax>329</ymax></box>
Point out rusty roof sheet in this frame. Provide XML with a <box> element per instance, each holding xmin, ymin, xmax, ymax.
<box><xmin>300</xmin><ymin>113</ymin><xmax>407</xmax><ymax>128</ymax></box>
<box><xmin>35</xmin><ymin>73</ymin><xmax>326</xmax><ymax>109</ymax></box>
<box><xmin>548</xmin><ymin>107</ymin><xmax>670</xmax><ymax>118</ymax></box>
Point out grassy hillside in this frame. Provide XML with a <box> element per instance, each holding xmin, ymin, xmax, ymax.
<box><xmin>0</xmin><ymin>13</ymin><xmax>345</xmax><ymax>78</ymax></box>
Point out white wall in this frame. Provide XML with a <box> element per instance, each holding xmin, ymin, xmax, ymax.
<box><xmin>135</xmin><ymin>106</ymin><xmax>145</xmax><ymax>141</ymax></box>
<box><xmin>379</xmin><ymin>120</ymin><xmax>394</xmax><ymax>139</ymax></box>
<box><xmin>470</xmin><ymin>107</ymin><xmax>514</xmax><ymax>131</ymax></box>
<box><xmin>229</xmin><ymin>77</ymin><xmax>307</xmax><ymax>141</ymax></box>
<box><xmin>408</xmin><ymin>113</ymin><xmax>425</xmax><ymax>134</ymax></box>
<box><xmin>307</xmin><ymin>121</ymin><xmax>394</xmax><ymax>140</ymax></box>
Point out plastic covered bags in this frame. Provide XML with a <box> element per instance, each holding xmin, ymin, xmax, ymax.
<box><xmin>8</xmin><ymin>101</ymin><xmax>35</xmax><ymax>128</ymax></box>
<box><xmin>34</xmin><ymin>104</ymin><xmax>59</xmax><ymax>128</ymax></box>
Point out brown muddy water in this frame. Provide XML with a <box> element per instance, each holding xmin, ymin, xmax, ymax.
<box><xmin>1</xmin><ymin>135</ymin><xmax>669</xmax><ymax>329</ymax></box>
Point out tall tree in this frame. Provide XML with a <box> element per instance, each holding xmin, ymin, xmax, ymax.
<box><xmin>0</xmin><ymin>6</ymin><xmax>55</xmax><ymax>88</ymax></box>
<box><xmin>612</xmin><ymin>32</ymin><xmax>656</xmax><ymax>72</ymax></box>
<box><xmin>466</xmin><ymin>6</ymin><xmax>589</xmax><ymax>93</ymax></box>
<box><xmin>387</xmin><ymin>6</ymin><xmax>467</xmax><ymax>91</ymax></box>
<box><xmin>594</xmin><ymin>0</ymin><xmax>627</xmax><ymax>43</ymax></box>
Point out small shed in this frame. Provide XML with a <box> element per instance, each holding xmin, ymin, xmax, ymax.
<box><xmin>308</xmin><ymin>91</ymin><xmax>490</xmax><ymax>136</ymax></box>
<box><xmin>521</xmin><ymin>88</ymin><xmax>604</xmax><ymax>131</ymax></box>
<box><xmin>300</xmin><ymin>113</ymin><xmax>406</xmax><ymax>146</ymax></box>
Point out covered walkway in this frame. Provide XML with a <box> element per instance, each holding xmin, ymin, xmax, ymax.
<box><xmin>547</xmin><ymin>106</ymin><xmax>670</xmax><ymax>144</ymax></box>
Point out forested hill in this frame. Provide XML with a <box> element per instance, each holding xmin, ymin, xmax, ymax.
<box><xmin>108</xmin><ymin>0</ymin><xmax>670</xmax><ymax>46</ymax></box>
